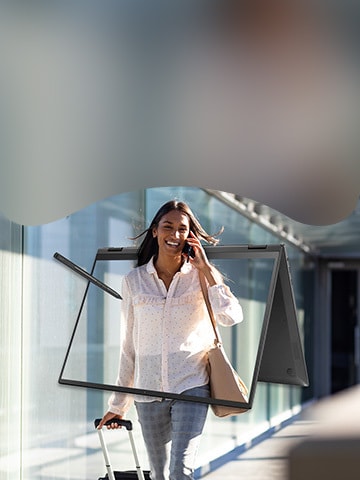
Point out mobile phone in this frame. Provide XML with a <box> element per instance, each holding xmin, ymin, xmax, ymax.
<box><xmin>182</xmin><ymin>242</ymin><xmax>195</xmax><ymax>260</ymax></box>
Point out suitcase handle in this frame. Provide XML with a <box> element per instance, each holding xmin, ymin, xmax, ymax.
<box><xmin>94</xmin><ymin>418</ymin><xmax>133</xmax><ymax>431</ymax></box>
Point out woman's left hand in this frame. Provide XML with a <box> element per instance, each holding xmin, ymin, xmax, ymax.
<box><xmin>184</xmin><ymin>232</ymin><xmax>223</xmax><ymax>287</ymax></box>
<box><xmin>183</xmin><ymin>231</ymin><xmax>211</xmax><ymax>271</ymax></box>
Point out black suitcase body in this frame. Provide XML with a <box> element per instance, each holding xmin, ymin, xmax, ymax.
<box><xmin>94</xmin><ymin>418</ymin><xmax>151</xmax><ymax>480</ymax></box>
<box><xmin>99</xmin><ymin>472</ymin><xmax>151</xmax><ymax>480</ymax></box>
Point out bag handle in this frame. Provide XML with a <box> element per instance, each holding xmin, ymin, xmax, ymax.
<box><xmin>198</xmin><ymin>270</ymin><xmax>221</xmax><ymax>345</ymax></box>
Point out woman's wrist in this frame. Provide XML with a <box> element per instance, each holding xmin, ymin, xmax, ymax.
<box><xmin>199</xmin><ymin>263</ymin><xmax>221</xmax><ymax>287</ymax></box>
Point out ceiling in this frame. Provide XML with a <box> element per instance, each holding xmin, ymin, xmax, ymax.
<box><xmin>208</xmin><ymin>191</ymin><xmax>360</xmax><ymax>259</ymax></box>
<box><xmin>286</xmin><ymin>201</ymin><xmax>360</xmax><ymax>259</ymax></box>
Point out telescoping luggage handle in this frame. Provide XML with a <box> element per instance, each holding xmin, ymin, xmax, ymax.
<box><xmin>94</xmin><ymin>418</ymin><xmax>146</xmax><ymax>480</ymax></box>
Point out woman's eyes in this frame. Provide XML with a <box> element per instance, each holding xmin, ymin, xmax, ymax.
<box><xmin>163</xmin><ymin>226</ymin><xmax>188</xmax><ymax>233</ymax></box>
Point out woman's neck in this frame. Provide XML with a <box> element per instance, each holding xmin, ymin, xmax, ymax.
<box><xmin>154</xmin><ymin>254</ymin><xmax>183</xmax><ymax>278</ymax></box>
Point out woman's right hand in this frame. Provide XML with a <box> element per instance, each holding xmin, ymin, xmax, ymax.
<box><xmin>97</xmin><ymin>411</ymin><xmax>124</xmax><ymax>430</ymax></box>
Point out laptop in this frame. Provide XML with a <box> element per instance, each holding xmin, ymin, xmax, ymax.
<box><xmin>56</xmin><ymin>244</ymin><xmax>309</xmax><ymax>411</ymax></box>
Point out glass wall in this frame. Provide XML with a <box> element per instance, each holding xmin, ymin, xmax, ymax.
<box><xmin>0</xmin><ymin>187</ymin><xmax>311</xmax><ymax>479</ymax></box>
<box><xmin>0</xmin><ymin>215</ymin><xmax>23</xmax><ymax>480</ymax></box>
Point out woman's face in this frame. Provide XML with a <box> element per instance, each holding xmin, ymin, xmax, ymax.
<box><xmin>153</xmin><ymin>210</ymin><xmax>190</xmax><ymax>258</ymax></box>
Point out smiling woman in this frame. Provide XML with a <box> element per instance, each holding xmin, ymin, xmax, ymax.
<box><xmin>152</xmin><ymin>211</ymin><xmax>190</xmax><ymax>289</ymax></box>
<box><xmin>134</xmin><ymin>200</ymin><xmax>223</xmax><ymax>267</ymax></box>
<box><xmin>97</xmin><ymin>199</ymin><xmax>243</xmax><ymax>480</ymax></box>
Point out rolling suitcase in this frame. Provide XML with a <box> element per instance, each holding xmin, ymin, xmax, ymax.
<box><xmin>94</xmin><ymin>418</ymin><xmax>151</xmax><ymax>480</ymax></box>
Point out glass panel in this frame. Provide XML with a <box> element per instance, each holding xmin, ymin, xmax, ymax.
<box><xmin>0</xmin><ymin>217</ymin><xmax>23</xmax><ymax>480</ymax></box>
<box><xmin>60</xmin><ymin>258</ymin><xmax>134</xmax><ymax>387</ymax></box>
<box><xmin>20</xmin><ymin>191</ymin><xmax>144</xmax><ymax>479</ymax></box>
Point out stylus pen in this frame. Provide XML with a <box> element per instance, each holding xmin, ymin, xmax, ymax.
<box><xmin>53</xmin><ymin>252</ymin><xmax>122</xmax><ymax>299</ymax></box>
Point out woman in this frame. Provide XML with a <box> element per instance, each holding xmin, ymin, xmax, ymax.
<box><xmin>98</xmin><ymin>200</ymin><xmax>243</xmax><ymax>480</ymax></box>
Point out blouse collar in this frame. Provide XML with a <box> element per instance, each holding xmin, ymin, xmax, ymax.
<box><xmin>146</xmin><ymin>255</ymin><xmax>193</xmax><ymax>275</ymax></box>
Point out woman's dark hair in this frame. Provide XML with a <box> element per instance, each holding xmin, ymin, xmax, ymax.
<box><xmin>133</xmin><ymin>200</ymin><xmax>223</xmax><ymax>266</ymax></box>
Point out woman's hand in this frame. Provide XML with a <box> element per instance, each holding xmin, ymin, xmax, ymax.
<box><xmin>183</xmin><ymin>232</ymin><xmax>209</xmax><ymax>269</ymax></box>
<box><xmin>184</xmin><ymin>232</ymin><xmax>222</xmax><ymax>286</ymax></box>
<box><xmin>97</xmin><ymin>411</ymin><xmax>124</xmax><ymax>430</ymax></box>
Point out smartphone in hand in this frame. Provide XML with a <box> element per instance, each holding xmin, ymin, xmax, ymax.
<box><xmin>182</xmin><ymin>242</ymin><xmax>195</xmax><ymax>261</ymax></box>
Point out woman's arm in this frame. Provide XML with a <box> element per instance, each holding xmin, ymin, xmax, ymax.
<box><xmin>185</xmin><ymin>231</ymin><xmax>223</xmax><ymax>286</ymax></box>
<box><xmin>186</xmin><ymin>231</ymin><xmax>244</xmax><ymax>326</ymax></box>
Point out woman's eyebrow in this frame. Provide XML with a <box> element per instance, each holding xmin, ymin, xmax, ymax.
<box><xmin>162</xmin><ymin>220</ymin><xmax>188</xmax><ymax>228</ymax></box>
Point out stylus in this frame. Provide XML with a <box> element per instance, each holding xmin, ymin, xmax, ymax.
<box><xmin>53</xmin><ymin>252</ymin><xmax>122</xmax><ymax>299</ymax></box>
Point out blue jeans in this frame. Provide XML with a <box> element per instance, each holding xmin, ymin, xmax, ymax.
<box><xmin>135</xmin><ymin>385</ymin><xmax>210</xmax><ymax>480</ymax></box>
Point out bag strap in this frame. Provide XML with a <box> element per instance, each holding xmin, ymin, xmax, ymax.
<box><xmin>198</xmin><ymin>270</ymin><xmax>221</xmax><ymax>344</ymax></box>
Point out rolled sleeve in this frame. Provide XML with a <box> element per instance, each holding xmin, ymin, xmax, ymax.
<box><xmin>207</xmin><ymin>283</ymin><xmax>243</xmax><ymax>326</ymax></box>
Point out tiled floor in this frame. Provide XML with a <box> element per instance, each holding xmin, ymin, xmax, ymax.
<box><xmin>200</xmin><ymin>418</ymin><xmax>317</xmax><ymax>479</ymax></box>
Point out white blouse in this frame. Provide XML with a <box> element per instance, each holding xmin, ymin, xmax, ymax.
<box><xmin>108</xmin><ymin>256</ymin><xmax>243</xmax><ymax>416</ymax></box>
